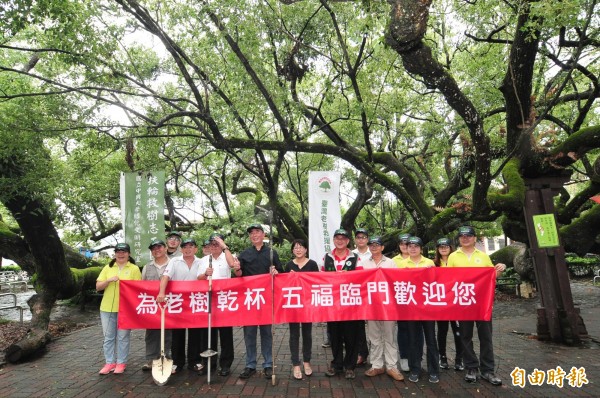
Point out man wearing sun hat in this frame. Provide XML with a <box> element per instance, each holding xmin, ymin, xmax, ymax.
<box><xmin>237</xmin><ymin>223</ymin><xmax>283</xmax><ymax>380</ymax></box>
<box><xmin>157</xmin><ymin>237</ymin><xmax>203</xmax><ymax>374</ymax></box>
<box><xmin>447</xmin><ymin>226</ymin><xmax>506</xmax><ymax>386</ymax></box>
<box><xmin>141</xmin><ymin>239</ymin><xmax>172</xmax><ymax>371</ymax></box>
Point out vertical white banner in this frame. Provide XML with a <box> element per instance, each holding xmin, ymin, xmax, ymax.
<box><xmin>308</xmin><ymin>171</ymin><xmax>341</xmax><ymax>264</ymax></box>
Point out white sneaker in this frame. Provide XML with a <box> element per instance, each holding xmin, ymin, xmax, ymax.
<box><xmin>400</xmin><ymin>359</ymin><xmax>409</xmax><ymax>372</ymax></box>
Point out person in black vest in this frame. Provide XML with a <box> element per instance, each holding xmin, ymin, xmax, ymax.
<box><xmin>322</xmin><ymin>228</ymin><xmax>363</xmax><ymax>380</ymax></box>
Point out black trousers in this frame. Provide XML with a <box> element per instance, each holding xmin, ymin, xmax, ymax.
<box><xmin>171</xmin><ymin>328</ymin><xmax>202</xmax><ymax>368</ymax></box>
<box><xmin>436</xmin><ymin>320</ymin><xmax>463</xmax><ymax>361</ymax></box>
<box><xmin>289</xmin><ymin>322</ymin><xmax>312</xmax><ymax>366</ymax></box>
<box><xmin>407</xmin><ymin>321</ymin><xmax>440</xmax><ymax>376</ymax></box>
<box><xmin>460</xmin><ymin>320</ymin><xmax>495</xmax><ymax>374</ymax></box>
<box><xmin>199</xmin><ymin>326</ymin><xmax>234</xmax><ymax>369</ymax></box>
<box><xmin>356</xmin><ymin>321</ymin><xmax>369</xmax><ymax>359</ymax></box>
<box><xmin>329</xmin><ymin>320</ymin><xmax>362</xmax><ymax>371</ymax></box>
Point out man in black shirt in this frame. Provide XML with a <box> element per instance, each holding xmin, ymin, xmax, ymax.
<box><xmin>237</xmin><ymin>223</ymin><xmax>283</xmax><ymax>379</ymax></box>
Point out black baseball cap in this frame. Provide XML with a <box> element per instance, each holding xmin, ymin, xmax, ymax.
<box><xmin>167</xmin><ymin>231</ymin><xmax>182</xmax><ymax>238</ymax></box>
<box><xmin>209</xmin><ymin>233</ymin><xmax>225</xmax><ymax>241</ymax></box>
<box><xmin>368</xmin><ymin>236</ymin><xmax>383</xmax><ymax>245</ymax></box>
<box><xmin>458</xmin><ymin>226</ymin><xmax>476</xmax><ymax>237</ymax></box>
<box><xmin>114</xmin><ymin>243</ymin><xmax>131</xmax><ymax>252</ymax></box>
<box><xmin>436</xmin><ymin>238</ymin><xmax>452</xmax><ymax>247</ymax></box>
<box><xmin>355</xmin><ymin>228</ymin><xmax>369</xmax><ymax>237</ymax></box>
<box><xmin>333</xmin><ymin>228</ymin><xmax>350</xmax><ymax>238</ymax></box>
<box><xmin>246</xmin><ymin>223</ymin><xmax>264</xmax><ymax>233</ymax></box>
<box><xmin>148</xmin><ymin>239</ymin><xmax>166</xmax><ymax>249</ymax></box>
<box><xmin>407</xmin><ymin>236</ymin><xmax>423</xmax><ymax>247</ymax></box>
<box><xmin>181</xmin><ymin>238</ymin><xmax>197</xmax><ymax>247</ymax></box>
<box><xmin>398</xmin><ymin>233</ymin><xmax>412</xmax><ymax>243</ymax></box>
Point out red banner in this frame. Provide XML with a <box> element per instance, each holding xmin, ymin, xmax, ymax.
<box><xmin>118</xmin><ymin>268</ymin><xmax>496</xmax><ymax>329</ymax></box>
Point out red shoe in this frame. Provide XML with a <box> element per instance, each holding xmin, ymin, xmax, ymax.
<box><xmin>114</xmin><ymin>364</ymin><xmax>127</xmax><ymax>374</ymax></box>
<box><xmin>99</xmin><ymin>363</ymin><xmax>116</xmax><ymax>375</ymax></box>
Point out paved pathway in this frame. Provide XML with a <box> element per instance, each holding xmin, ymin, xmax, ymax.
<box><xmin>1</xmin><ymin>281</ymin><xmax>598</xmax><ymax>397</ymax></box>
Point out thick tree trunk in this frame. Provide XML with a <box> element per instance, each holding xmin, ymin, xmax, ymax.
<box><xmin>5</xmin><ymin>328</ymin><xmax>51</xmax><ymax>363</ymax></box>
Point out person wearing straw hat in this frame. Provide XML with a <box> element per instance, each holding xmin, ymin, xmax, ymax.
<box><xmin>141</xmin><ymin>239</ymin><xmax>172</xmax><ymax>371</ymax></box>
<box><xmin>447</xmin><ymin>226</ymin><xmax>505</xmax><ymax>386</ymax></box>
<box><xmin>196</xmin><ymin>233</ymin><xmax>240</xmax><ymax>377</ymax></box>
<box><xmin>237</xmin><ymin>223</ymin><xmax>283</xmax><ymax>380</ymax></box>
<box><xmin>157</xmin><ymin>238</ymin><xmax>203</xmax><ymax>375</ymax></box>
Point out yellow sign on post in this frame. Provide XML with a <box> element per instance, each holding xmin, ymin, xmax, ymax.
<box><xmin>532</xmin><ymin>214</ymin><xmax>560</xmax><ymax>248</ymax></box>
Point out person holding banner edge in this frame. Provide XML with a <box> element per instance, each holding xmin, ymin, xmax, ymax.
<box><xmin>237</xmin><ymin>223</ymin><xmax>283</xmax><ymax>380</ymax></box>
<box><xmin>96</xmin><ymin>243</ymin><xmax>142</xmax><ymax>375</ymax></box>
<box><xmin>196</xmin><ymin>233</ymin><xmax>239</xmax><ymax>377</ymax></box>
<box><xmin>285</xmin><ymin>238</ymin><xmax>319</xmax><ymax>380</ymax></box>
<box><xmin>322</xmin><ymin>228</ymin><xmax>362</xmax><ymax>380</ymax></box>
<box><xmin>447</xmin><ymin>226</ymin><xmax>506</xmax><ymax>386</ymax></box>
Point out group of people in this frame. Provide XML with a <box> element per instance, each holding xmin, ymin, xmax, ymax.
<box><xmin>95</xmin><ymin>223</ymin><xmax>505</xmax><ymax>387</ymax></box>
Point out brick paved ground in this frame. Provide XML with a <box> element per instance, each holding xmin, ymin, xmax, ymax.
<box><xmin>0</xmin><ymin>281</ymin><xmax>598</xmax><ymax>397</ymax></box>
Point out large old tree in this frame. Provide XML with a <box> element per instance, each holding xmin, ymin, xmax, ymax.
<box><xmin>0</xmin><ymin>0</ymin><xmax>598</xmax><ymax>355</ymax></box>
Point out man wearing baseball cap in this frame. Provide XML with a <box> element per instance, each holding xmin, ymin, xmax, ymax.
<box><xmin>352</xmin><ymin>228</ymin><xmax>370</xmax><ymax>368</ymax></box>
<box><xmin>447</xmin><ymin>226</ymin><xmax>506</xmax><ymax>386</ymax></box>
<box><xmin>237</xmin><ymin>223</ymin><xmax>283</xmax><ymax>380</ymax></box>
<box><xmin>322</xmin><ymin>228</ymin><xmax>362</xmax><ymax>380</ymax></box>
<box><xmin>166</xmin><ymin>231</ymin><xmax>183</xmax><ymax>258</ymax></box>
<box><xmin>141</xmin><ymin>239</ymin><xmax>172</xmax><ymax>371</ymax></box>
<box><xmin>196</xmin><ymin>233</ymin><xmax>240</xmax><ymax>377</ymax></box>
<box><xmin>157</xmin><ymin>237</ymin><xmax>203</xmax><ymax>374</ymax></box>
<box><xmin>362</xmin><ymin>236</ymin><xmax>403</xmax><ymax>381</ymax></box>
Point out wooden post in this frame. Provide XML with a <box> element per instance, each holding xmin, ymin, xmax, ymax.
<box><xmin>523</xmin><ymin>176</ymin><xmax>588</xmax><ymax>344</ymax></box>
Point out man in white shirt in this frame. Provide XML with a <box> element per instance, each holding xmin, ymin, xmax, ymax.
<box><xmin>196</xmin><ymin>233</ymin><xmax>240</xmax><ymax>376</ymax></box>
<box><xmin>157</xmin><ymin>238</ymin><xmax>203</xmax><ymax>374</ymax></box>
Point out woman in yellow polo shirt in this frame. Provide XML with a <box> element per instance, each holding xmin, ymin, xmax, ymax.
<box><xmin>96</xmin><ymin>243</ymin><xmax>142</xmax><ymax>375</ymax></box>
<box><xmin>397</xmin><ymin>237</ymin><xmax>440</xmax><ymax>384</ymax></box>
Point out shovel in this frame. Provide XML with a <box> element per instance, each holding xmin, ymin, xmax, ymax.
<box><xmin>200</xmin><ymin>256</ymin><xmax>217</xmax><ymax>385</ymax></box>
<box><xmin>152</xmin><ymin>302</ymin><xmax>173</xmax><ymax>386</ymax></box>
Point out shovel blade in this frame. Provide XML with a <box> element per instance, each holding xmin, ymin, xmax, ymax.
<box><xmin>200</xmin><ymin>349</ymin><xmax>218</xmax><ymax>358</ymax></box>
<box><xmin>152</xmin><ymin>356</ymin><xmax>173</xmax><ymax>386</ymax></box>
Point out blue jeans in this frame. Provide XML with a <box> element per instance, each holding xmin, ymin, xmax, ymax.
<box><xmin>243</xmin><ymin>325</ymin><xmax>273</xmax><ymax>369</ymax></box>
<box><xmin>100</xmin><ymin>311</ymin><xmax>131</xmax><ymax>364</ymax></box>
